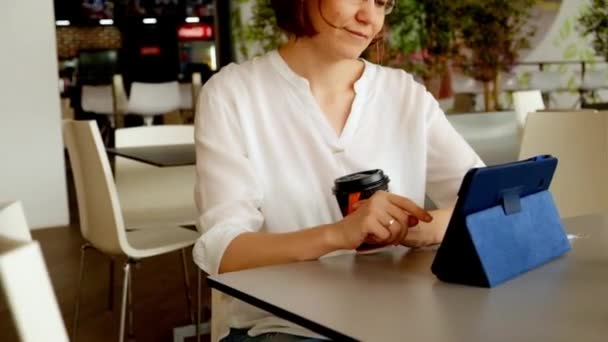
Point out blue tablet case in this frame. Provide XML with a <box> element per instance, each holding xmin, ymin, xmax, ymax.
<box><xmin>431</xmin><ymin>155</ymin><xmax>571</xmax><ymax>287</ymax></box>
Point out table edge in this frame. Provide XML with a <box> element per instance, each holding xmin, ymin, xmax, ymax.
<box><xmin>105</xmin><ymin>147</ymin><xmax>194</xmax><ymax>167</ymax></box>
<box><xmin>206</xmin><ymin>276</ymin><xmax>357</xmax><ymax>341</ymax></box>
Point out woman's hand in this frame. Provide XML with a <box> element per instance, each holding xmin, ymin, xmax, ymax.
<box><xmin>328</xmin><ymin>191</ymin><xmax>433</xmax><ymax>250</ymax></box>
<box><xmin>400</xmin><ymin>207</ymin><xmax>453</xmax><ymax>248</ymax></box>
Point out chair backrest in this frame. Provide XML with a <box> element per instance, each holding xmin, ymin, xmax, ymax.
<box><xmin>0</xmin><ymin>201</ymin><xmax>68</xmax><ymax>342</ymax></box>
<box><xmin>0</xmin><ymin>201</ymin><xmax>31</xmax><ymax>241</ymax></box>
<box><xmin>81</xmin><ymin>84</ymin><xmax>114</xmax><ymax>114</ymax></box>
<box><xmin>128</xmin><ymin>81</ymin><xmax>181</xmax><ymax>115</ymax></box>
<box><xmin>114</xmin><ymin>125</ymin><xmax>197</xmax><ymax>228</ymax></box>
<box><xmin>62</xmin><ymin>120</ymin><xmax>128</xmax><ymax>255</ymax></box>
<box><xmin>519</xmin><ymin>111</ymin><xmax>608</xmax><ymax>218</ymax></box>
<box><xmin>512</xmin><ymin>90</ymin><xmax>545</xmax><ymax>130</ymax></box>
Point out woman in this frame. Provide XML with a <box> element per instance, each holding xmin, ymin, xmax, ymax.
<box><xmin>193</xmin><ymin>0</ymin><xmax>483</xmax><ymax>340</ymax></box>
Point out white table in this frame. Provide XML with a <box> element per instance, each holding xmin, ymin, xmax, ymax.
<box><xmin>209</xmin><ymin>214</ymin><xmax>608</xmax><ymax>341</ymax></box>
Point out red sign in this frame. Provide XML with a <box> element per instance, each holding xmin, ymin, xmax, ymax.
<box><xmin>178</xmin><ymin>24</ymin><xmax>213</xmax><ymax>40</ymax></box>
<box><xmin>140</xmin><ymin>46</ymin><xmax>161</xmax><ymax>56</ymax></box>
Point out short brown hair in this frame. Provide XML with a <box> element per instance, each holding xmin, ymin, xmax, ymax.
<box><xmin>270</xmin><ymin>0</ymin><xmax>318</xmax><ymax>37</ymax></box>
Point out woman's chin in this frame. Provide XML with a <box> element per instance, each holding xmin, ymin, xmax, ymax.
<box><xmin>333</xmin><ymin>46</ymin><xmax>367</xmax><ymax>60</ymax></box>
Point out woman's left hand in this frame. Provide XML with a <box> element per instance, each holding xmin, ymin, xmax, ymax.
<box><xmin>401</xmin><ymin>207</ymin><xmax>453</xmax><ymax>248</ymax></box>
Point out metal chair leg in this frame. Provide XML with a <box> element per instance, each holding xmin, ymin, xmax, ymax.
<box><xmin>119</xmin><ymin>261</ymin><xmax>132</xmax><ymax>342</ymax></box>
<box><xmin>71</xmin><ymin>243</ymin><xmax>91</xmax><ymax>342</ymax></box>
<box><xmin>108</xmin><ymin>258</ymin><xmax>115</xmax><ymax>311</ymax></box>
<box><xmin>128</xmin><ymin>261</ymin><xmax>134</xmax><ymax>338</ymax></box>
<box><xmin>196</xmin><ymin>268</ymin><xmax>201</xmax><ymax>342</ymax></box>
<box><xmin>180</xmin><ymin>248</ymin><xmax>194</xmax><ymax>323</ymax></box>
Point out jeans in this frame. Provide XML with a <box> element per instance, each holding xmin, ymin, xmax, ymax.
<box><xmin>221</xmin><ymin>328</ymin><xmax>327</xmax><ymax>342</ymax></box>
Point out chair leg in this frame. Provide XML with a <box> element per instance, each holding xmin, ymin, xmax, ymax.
<box><xmin>196</xmin><ymin>268</ymin><xmax>201</xmax><ymax>342</ymax></box>
<box><xmin>180</xmin><ymin>248</ymin><xmax>194</xmax><ymax>323</ymax></box>
<box><xmin>128</xmin><ymin>261</ymin><xmax>134</xmax><ymax>338</ymax></box>
<box><xmin>143</xmin><ymin>116</ymin><xmax>154</xmax><ymax>126</ymax></box>
<box><xmin>108</xmin><ymin>258</ymin><xmax>115</xmax><ymax>311</ymax></box>
<box><xmin>72</xmin><ymin>243</ymin><xmax>91</xmax><ymax>342</ymax></box>
<box><xmin>119</xmin><ymin>260</ymin><xmax>133</xmax><ymax>342</ymax></box>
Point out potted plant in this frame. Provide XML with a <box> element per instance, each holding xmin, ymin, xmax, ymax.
<box><xmin>378</xmin><ymin>0</ymin><xmax>459</xmax><ymax>98</ymax></box>
<box><xmin>231</xmin><ymin>0</ymin><xmax>285</xmax><ymax>60</ymax></box>
<box><xmin>578</xmin><ymin>0</ymin><xmax>608</xmax><ymax>60</ymax></box>
<box><xmin>453</xmin><ymin>0</ymin><xmax>536</xmax><ymax>111</ymax></box>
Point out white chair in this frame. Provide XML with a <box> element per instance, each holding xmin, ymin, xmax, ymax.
<box><xmin>192</xmin><ymin>72</ymin><xmax>203</xmax><ymax>112</ymax></box>
<box><xmin>0</xmin><ymin>201</ymin><xmax>69</xmax><ymax>342</ymax></box>
<box><xmin>512</xmin><ymin>90</ymin><xmax>545</xmax><ymax>133</ymax></box>
<box><xmin>113</xmin><ymin>74</ymin><xmax>129</xmax><ymax>117</ymax></box>
<box><xmin>179</xmin><ymin>83</ymin><xmax>194</xmax><ymax>111</ymax></box>
<box><xmin>81</xmin><ymin>74</ymin><xmax>128</xmax><ymax>128</ymax></box>
<box><xmin>519</xmin><ymin>111</ymin><xmax>608</xmax><ymax>218</ymax></box>
<box><xmin>81</xmin><ymin>85</ymin><xmax>115</xmax><ymax>122</ymax></box>
<box><xmin>62</xmin><ymin>120</ymin><xmax>200</xmax><ymax>342</ymax></box>
<box><xmin>114</xmin><ymin>125</ymin><xmax>197</xmax><ymax>229</ymax></box>
<box><xmin>127</xmin><ymin>81</ymin><xmax>181</xmax><ymax>126</ymax></box>
<box><xmin>0</xmin><ymin>201</ymin><xmax>31</xmax><ymax>241</ymax></box>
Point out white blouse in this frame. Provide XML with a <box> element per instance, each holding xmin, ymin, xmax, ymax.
<box><xmin>193</xmin><ymin>50</ymin><xmax>483</xmax><ymax>339</ymax></box>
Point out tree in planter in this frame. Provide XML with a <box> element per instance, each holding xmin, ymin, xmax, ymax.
<box><xmin>231</xmin><ymin>0</ymin><xmax>285</xmax><ymax>60</ymax></box>
<box><xmin>578</xmin><ymin>0</ymin><xmax>608</xmax><ymax>59</ymax></box>
<box><xmin>453</xmin><ymin>0</ymin><xmax>536</xmax><ymax>111</ymax></box>
<box><xmin>378</xmin><ymin>0</ymin><xmax>459</xmax><ymax>98</ymax></box>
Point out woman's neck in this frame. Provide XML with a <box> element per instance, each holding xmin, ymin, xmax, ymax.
<box><xmin>277</xmin><ymin>38</ymin><xmax>364</xmax><ymax>95</ymax></box>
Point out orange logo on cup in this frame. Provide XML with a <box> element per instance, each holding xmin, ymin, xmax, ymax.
<box><xmin>347</xmin><ymin>192</ymin><xmax>361</xmax><ymax>215</ymax></box>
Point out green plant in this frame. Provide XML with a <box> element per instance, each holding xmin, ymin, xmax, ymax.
<box><xmin>381</xmin><ymin>0</ymin><xmax>458</xmax><ymax>80</ymax></box>
<box><xmin>231</xmin><ymin>0</ymin><xmax>285</xmax><ymax>60</ymax></box>
<box><xmin>453</xmin><ymin>0</ymin><xmax>536</xmax><ymax>111</ymax></box>
<box><xmin>578</xmin><ymin>0</ymin><xmax>608</xmax><ymax>60</ymax></box>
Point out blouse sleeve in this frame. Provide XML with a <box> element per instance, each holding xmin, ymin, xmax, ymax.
<box><xmin>192</xmin><ymin>80</ymin><xmax>264</xmax><ymax>275</ymax></box>
<box><xmin>425</xmin><ymin>97</ymin><xmax>485</xmax><ymax>208</ymax></box>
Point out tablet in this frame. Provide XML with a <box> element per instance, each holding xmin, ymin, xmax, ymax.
<box><xmin>431</xmin><ymin>155</ymin><xmax>559</xmax><ymax>284</ymax></box>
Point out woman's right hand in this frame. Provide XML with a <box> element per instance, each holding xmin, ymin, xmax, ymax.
<box><xmin>328</xmin><ymin>191</ymin><xmax>433</xmax><ymax>250</ymax></box>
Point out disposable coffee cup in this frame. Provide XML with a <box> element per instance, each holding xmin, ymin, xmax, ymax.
<box><xmin>333</xmin><ymin>169</ymin><xmax>390</xmax><ymax>216</ymax></box>
<box><xmin>333</xmin><ymin>169</ymin><xmax>390</xmax><ymax>250</ymax></box>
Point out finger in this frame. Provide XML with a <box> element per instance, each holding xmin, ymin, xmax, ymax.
<box><xmin>395</xmin><ymin>217</ymin><xmax>410</xmax><ymax>245</ymax></box>
<box><xmin>376</xmin><ymin>210</ymin><xmax>403</xmax><ymax>244</ymax></box>
<box><xmin>408</xmin><ymin>216</ymin><xmax>419</xmax><ymax>227</ymax></box>
<box><xmin>385</xmin><ymin>203</ymin><xmax>409</xmax><ymax>230</ymax></box>
<box><xmin>387</xmin><ymin>194</ymin><xmax>433</xmax><ymax>222</ymax></box>
<box><xmin>366</xmin><ymin>218</ymin><xmax>391</xmax><ymax>243</ymax></box>
<box><xmin>383</xmin><ymin>200</ymin><xmax>417</xmax><ymax>245</ymax></box>
<box><xmin>386</xmin><ymin>220</ymin><xmax>405</xmax><ymax>245</ymax></box>
<box><xmin>351</xmin><ymin>199</ymin><xmax>368</xmax><ymax>211</ymax></box>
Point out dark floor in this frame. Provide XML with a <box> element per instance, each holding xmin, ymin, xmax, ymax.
<box><xmin>0</xmin><ymin>170</ymin><xmax>211</xmax><ymax>342</ymax></box>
